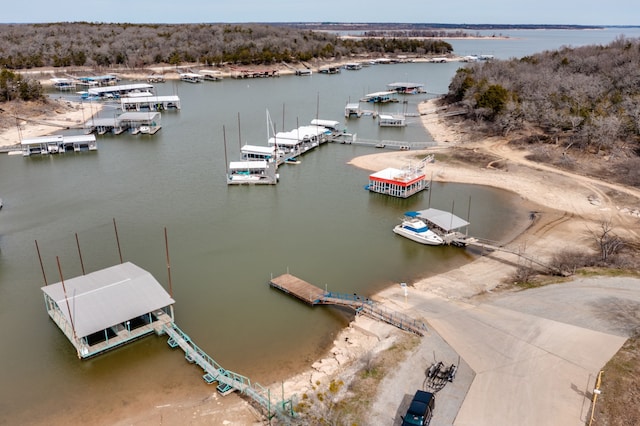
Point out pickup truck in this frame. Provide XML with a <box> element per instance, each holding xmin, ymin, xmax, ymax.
<box><xmin>401</xmin><ymin>390</ymin><xmax>435</xmax><ymax>426</ymax></box>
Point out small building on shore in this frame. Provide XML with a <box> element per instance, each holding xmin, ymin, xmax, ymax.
<box><xmin>41</xmin><ymin>262</ymin><xmax>175</xmax><ymax>358</ymax></box>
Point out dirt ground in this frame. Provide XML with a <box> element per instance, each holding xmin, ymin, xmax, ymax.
<box><xmin>3</xmin><ymin>89</ymin><xmax>640</xmax><ymax>425</ymax></box>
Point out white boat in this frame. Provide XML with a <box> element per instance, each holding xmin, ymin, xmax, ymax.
<box><xmin>393</xmin><ymin>218</ymin><xmax>444</xmax><ymax>246</ymax></box>
<box><xmin>138</xmin><ymin>126</ymin><xmax>151</xmax><ymax>134</ymax></box>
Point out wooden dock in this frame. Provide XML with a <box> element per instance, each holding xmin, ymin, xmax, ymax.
<box><xmin>269</xmin><ymin>273</ymin><xmax>325</xmax><ymax>304</ymax></box>
<box><xmin>269</xmin><ymin>273</ymin><xmax>427</xmax><ymax>336</ymax></box>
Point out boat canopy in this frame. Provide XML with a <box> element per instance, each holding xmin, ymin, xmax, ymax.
<box><xmin>41</xmin><ymin>262</ymin><xmax>175</xmax><ymax>339</ymax></box>
<box><xmin>310</xmin><ymin>119</ymin><xmax>340</xmax><ymax>131</ymax></box>
<box><xmin>409</xmin><ymin>208</ymin><xmax>470</xmax><ymax>232</ymax></box>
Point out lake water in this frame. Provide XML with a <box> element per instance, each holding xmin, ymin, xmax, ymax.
<box><xmin>0</xmin><ymin>27</ymin><xmax>638</xmax><ymax>423</ymax></box>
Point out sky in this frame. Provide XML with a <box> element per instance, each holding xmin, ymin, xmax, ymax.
<box><xmin>2</xmin><ymin>0</ymin><xmax>638</xmax><ymax>26</ymax></box>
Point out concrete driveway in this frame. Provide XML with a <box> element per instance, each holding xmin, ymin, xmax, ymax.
<box><xmin>371</xmin><ymin>277</ymin><xmax>639</xmax><ymax>426</ymax></box>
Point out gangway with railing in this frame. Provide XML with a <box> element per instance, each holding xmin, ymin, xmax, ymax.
<box><xmin>162</xmin><ymin>322</ymin><xmax>295</xmax><ymax>421</ymax></box>
<box><xmin>270</xmin><ymin>273</ymin><xmax>428</xmax><ymax>336</ymax></box>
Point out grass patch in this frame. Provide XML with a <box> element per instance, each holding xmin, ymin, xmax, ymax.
<box><xmin>593</xmin><ymin>337</ymin><xmax>640</xmax><ymax>425</ymax></box>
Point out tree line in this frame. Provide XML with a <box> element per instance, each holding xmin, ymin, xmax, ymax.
<box><xmin>443</xmin><ymin>36</ymin><xmax>640</xmax><ymax>186</ymax></box>
<box><xmin>0</xmin><ymin>22</ymin><xmax>452</xmax><ymax>70</ymax></box>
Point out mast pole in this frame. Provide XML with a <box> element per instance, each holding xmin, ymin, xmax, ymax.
<box><xmin>35</xmin><ymin>239</ymin><xmax>48</xmax><ymax>286</ymax></box>
<box><xmin>113</xmin><ymin>218</ymin><xmax>123</xmax><ymax>264</ymax></box>
<box><xmin>164</xmin><ymin>227</ymin><xmax>173</xmax><ymax>298</ymax></box>
<box><xmin>75</xmin><ymin>233</ymin><xmax>85</xmax><ymax>275</ymax></box>
<box><xmin>223</xmin><ymin>125</ymin><xmax>228</xmax><ymax>176</ymax></box>
<box><xmin>57</xmin><ymin>256</ymin><xmax>77</xmax><ymax>340</ymax></box>
<box><xmin>237</xmin><ymin>112</ymin><xmax>242</xmax><ymax>151</ymax></box>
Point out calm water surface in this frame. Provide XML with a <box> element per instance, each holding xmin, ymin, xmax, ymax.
<box><xmin>0</xmin><ymin>28</ymin><xmax>636</xmax><ymax>423</ymax></box>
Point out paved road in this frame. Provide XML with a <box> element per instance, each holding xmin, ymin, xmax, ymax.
<box><xmin>369</xmin><ymin>276</ymin><xmax>640</xmax><ymax>426</ymax></box>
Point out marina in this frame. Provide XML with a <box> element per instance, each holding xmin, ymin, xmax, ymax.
<box><xmin>3</xmin><ymin>26</ymin><xmax>608</xmax><ymax>422</ymax></box>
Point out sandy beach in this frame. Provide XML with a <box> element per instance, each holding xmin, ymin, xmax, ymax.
<box><xmin>0</xmin><ymin>97</ymin><xmax>104</xmax><ymax>147</ymax></box>
<box><xmin>4</xmin><ymin>93</ymin><xmax>640</xmax><ymax>424</ymax></box>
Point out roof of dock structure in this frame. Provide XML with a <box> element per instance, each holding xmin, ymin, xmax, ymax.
<box><xmin>268</xmin><ymin>125</ymin><xmax>329</xmax><ymax>146</ymax></box>
<box><xmin>41</xmin><ymin>262</ymin><xmax>175</xmax><ymax>339</ymax></box>
<box><xmin>241</xmin><ymin>144</ymin><xmax>276</xmax><ymax>155</ymax></box>
<box><xmin>387</xmin><ymin>82</ymin><xmax>425</xmax><ymax>90</ymax></box>
<box><xmin>409</xmin><ymin>208</ymin><xmax>470</xmax><ymax>232</ymax></box>
<box><xmin>117</xmin><ymin>111</ymin><xmax>161</xmax><ymax>121</ymax></box>
<box><xmin>369</xmin><ymin>167</ymin><xmax>425</xmax><ymax>186</ymax></box>
<box><xmin>229</xmin><ymin>160</ymin><xmax>268</xmax><ymax>170</ymax></box>
<box><xmin>310</xmin><ymin>119</ymin><xmax>341</xmax><ymax>130</ymax></box>
<box><xmin>88</xmin><ymin>83</ymin><xmax>154</xmax><ymax>96</ymax></box>
<box><xmin>21</xmin><ymin>134</ymin><xmax>96</xmax><ymax>146</ymax></box>
<box><xmin>120</xmin><ymin>95</ymin><xmax>180</xmax><ymax>103</ymax></box>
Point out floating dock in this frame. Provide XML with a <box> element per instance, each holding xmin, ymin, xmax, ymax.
<box><xmin>41</xmin><ymin>262</ymin><xmax>175</xmax><ymax>358</ymax></box>
<box><xmin>269</xmin><ymin>273</ymin><xmax>427</xmax><ymax>336</ymax></box>
<box><xmin>21</xmin><ymin>134</ymin><xmax>97</xmax><ymax>156</ymax></box>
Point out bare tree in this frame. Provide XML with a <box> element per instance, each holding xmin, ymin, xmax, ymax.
<box><xmin>588</xmin><ymin>220</ymin><xmax>625</xmax><ymax>263</ymax></box>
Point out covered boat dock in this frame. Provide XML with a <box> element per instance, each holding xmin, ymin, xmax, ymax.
<box><xmin>387</xmin><ymin>82</ymin><xmax>426</xmax><ymax>94</ymax></box>
<box><xmin>227</xmin><ymin>160</ymin><xmax>278</xmax><ymax>185</ymax></box>
<box><xmin>87</xmin><ymin>83</ymin><xmax>155</xmax><ymax>99</ymax></box>
<box><xmin>409</xmin><ymin>208</ymin><xmax>470</xmax><ymax>245</ymax></box>
<box><xmin>41</xmin><ymin>262</ymin><xmax>175</xmax><ymax>358</ymax></box>
<box><xmin>120</xmin><ymin>95</ymin><xmax>181</xmax><ymax>111</ymax></box>
<box><xmin>85</xmin><ymin>111</ymin><xmax>162</xmax><ymax>135</ymax></box>
<box><xmin>21</xmin><ymin>134</ymin><xmax>97</xmax><ymax>156</ymax></box>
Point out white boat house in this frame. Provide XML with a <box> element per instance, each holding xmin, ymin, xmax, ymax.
<box><xmin>367</xmin><ymin>166</ymin><xmax>427</xmax><ymax>198</ymax></box>
<box><xmin>267</xmin><ymin>125</ymin><xmax>329</xmax><ymax>156</ymax></box>
<box><xmin>240</xmin><ymin>144</ymin><xmax>278</xmax><ymax>161</ymax></box>
<box><xmin>378</xmin><ymin>114</ymin><xmax>406</xmax><ymax>127</ymax></box>
<box><xmin>120</xmin><ymin>95</ymin><xmax>181</xmax><ymax>111</ymax></box>
<box><xmin>21</xmin><ymin>134</ymin><xmax>97</xmax><ymax>156</ymax></box>
<box><xmin>227</xmin><ymin>160</ymin><xmax>278</xmax><ymax>185</ymax></box>
<box><xmin>41</xmin><ymin>262</ymin><xmax>175</xmax><ymax>358</ymax></box>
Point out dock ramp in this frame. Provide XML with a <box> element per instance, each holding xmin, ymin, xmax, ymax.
<box><xmin>270</xmin><ymin>273</ymin><xmax>428</xmax><ymax>336</ymax></box>
<box><xmin>162</xmin><ymin>323</ymin><xmax>294</xmax><ymax>420</ymax></box>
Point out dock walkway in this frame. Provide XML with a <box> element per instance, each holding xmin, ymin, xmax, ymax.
<box><xmin>269</xmin><ymin>274</ymin><xmax>427</xmax><ymax>336</ymax></box>
<box><xmin>162</xmin><ymin>322</ymin><xmax>294</xmax><ymax>420</ymax></box>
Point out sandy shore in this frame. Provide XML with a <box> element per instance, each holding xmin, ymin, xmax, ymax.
<box><xmin>0</xmin><ymin>97</ymin><xmax>104</xmax><ymax>147</ymax></box>
<box><xmin>6</xmin><ymin>93</ymin><xmax>640</xmax><ymax>424</ymax></box>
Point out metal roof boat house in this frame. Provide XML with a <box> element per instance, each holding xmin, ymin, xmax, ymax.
<box><xmin>367</xmin><ymin>166</ymin><xmax>428</xmax><ymax>198</ymax></box>
<box><xmin>227</xmin><ymin>160</ymin><xmax>278</xmax><ymax>185</ymax></box>
<box><xmin>86</xmin><ymin>83</ymin><xmax>155</xmax><ymax>100</ymax></box>
<box><xmin>41</xmin><ymin>262</ymin><xmax>175</xmax><ymax>358</ymax></box>
<box><xmin>360</xmin><ymin>90</ymin><xmax>399</xmax><ymax>103</ymax></box>
<box><xmin>386</xmin><ymin>82</ymin><xmax>426</xmax><ymax>94</ymax></box>
<box><xmin>407</xmin><ymin>208</ymin><xmax>471</xmax><ymax>245</ymax></box>
<box><xmin>120</xmin><ymin>95</ymin><xmax>181</xmax><ymax>112</ymax></box>
<box><xmin>86</xmin><ymin>111</ymin><xmax>162</xmax><ymax>135</ymax></box>
<box><xmin>21</xmin><ymin>134</ymin><xmax>97</xmax><ymax>156</ymax></box>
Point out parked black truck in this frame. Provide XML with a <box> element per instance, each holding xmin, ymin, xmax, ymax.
<box><xmin>401</xmin><ymin>390</ymin><xmax>435</xmax><ymax>426</ymax></box>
